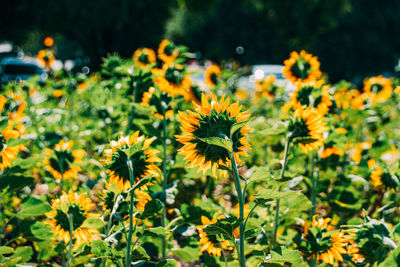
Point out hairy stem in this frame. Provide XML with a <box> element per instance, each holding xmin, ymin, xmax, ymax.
<box><xmin>66</xmin><ymin>214</ymin><xmax>74</xmax><ymax>267</ymax></box>
<box><xmin>126</xmin><ymin>160</ymin><xmax>135</xmax><ymax>267</ymax></box>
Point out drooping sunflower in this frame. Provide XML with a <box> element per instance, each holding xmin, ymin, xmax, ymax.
<box><xmin>175</xmin><ymin>94</ymin><xmax>251</xmax><ymax>176</ymax></box>
<box><xmin>283</xmin><ymin>50</ymin><xmax>322</xmax><ymax>83</ymax></box>
<box><xmin>334</xmin><ymin>88</ymin><xmax>367</xmax><ymax>110</ymax></box>
<box><xmin>205</xmin><ymin>65</ymin><xmax>221</xmax><ymax>87</ymax></box>
<box><xmin>298</xmin><ymin>215</ymin><xmax>351</xmax><ymax>265</ymax></box>
<box><xmin>369</xmin><ymin>165</ymin><xmax>399</xmax><ymax>189</ymax></box>
<box><xmin>196</xmin><ymin>214</ymin><xmax>233</xmax><ymax>257</ymax></box>
<box><xmin>288</xmin><ymin>106</ymin><xmax>329</xmax><ymax>153</ymax></box>
<box><xmin>45</xmin><ymin>190</ymin><xmax>99</xmax><ymax>249</ymax></box>
<box><xmin>283</xmin><ymin>80</ymin><xmax>332</xmax><ymax>115</ymax></box>
<box><xmin>44</xmin><ymin>140</ymin><xmax>85</xmax><ymax>180</ymax></box>
<box><xmin>363</xmin><ymin>75</ymin><xmax>393</xmax><ymax>104</ymax></box>
<box><xmin>37</xmin><ymin>49</ymin><xmax>55</xmax><ymax>68</ymax></box>
<box><xmin>0</xmin><ymin>127</ymin><xmax>21</xmax><ymax>170</ymax></box>
<box><xmin>157</xmin><ymin>39</ymin><xmax>179</xmax><ymax>65</ymax></box>
<box><xmin>141</xmin><ymin>87</ymin><xmax>174</xmax><ymax>119</ymax></box>
<box><xmin>132</xmin><ymin>48</ymin><xmax>156</xmax><ymax>67</ymax></box>
<box><xmin>104</xmin><ymin>131</ymin><xmax>161</xmax><ymax>191</ymax></box>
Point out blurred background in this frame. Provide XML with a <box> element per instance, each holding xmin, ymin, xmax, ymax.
<box><xmin>1</xmin><ymin>0</ymin><xmax>400</xmax><ymax>82</ymax></box>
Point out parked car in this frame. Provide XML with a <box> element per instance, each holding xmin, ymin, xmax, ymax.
<box><xmin>0</xmin><ymin>57</ymin><xmax>47</xmax><ymax>84</ymax></box>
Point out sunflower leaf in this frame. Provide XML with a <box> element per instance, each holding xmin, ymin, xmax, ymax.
<box><xmin>18</xmin><ymin>197</ymin><xmax>51</xmax><ymax>219</ymax></box>
<box><xmin>255</xmin><ymin>189</ymin><xmax>298</xmax><ymax>202</ymax></box>
<box><xmin>140</xmin><ymin>198</ymin><xmax>163</xmax><ymax>219</ymax></box>
<box><xmin>198</xmin><ymin>137</ymin><xmax>233</xmax><ymax>153</ymax></box>
<box><xmin>126</xmin><ymin>176</ymin><xmax>153</xmax><ymax>194</ymax></box>
<box><xmin>203</xmin><ymin>216</ymin><xmax>240</xmax><ymax>242</ymax></box>
<box><xmin>230</xmin><ymin>120</ymin><xmax>250</xmax><ymax>138</ymax></box>
<box><xmin>262</xmin><ymin>246</ymin><xmax>307</xmax><ymax>267</ymax></box>
<box><xmin>292</xmin><ymin>137</ymin><xmax>318</xmax><ymax>145</ymax></box>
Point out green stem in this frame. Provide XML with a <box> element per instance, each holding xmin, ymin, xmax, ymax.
<box><xmin>126</xmin><ymin>160</ymin><xmax>135</xmax><ymax>267</ymax></box>
<box><xmin>310</xmin><ymin>152</ymin><xmax>317</xmax><ymax>217</ymax></box>
<box><xmin>311</xmin><ymin>254</ymin><xmax>318</xmax><ymax>267</ymax></box>
<box><xmin>230</xmin><ymin>151</ymin><xmax>245</xmax><ymax>267</ymax></box>
<box><xmin>125</xmin><ymin>76</ymin><xmax>137</xmax><ymax>135</ymax></box>
<box><xmin>161</xmin><ymin>111</ymin><xmax>168</xmax><ymax>260</ymax></box>
<box><xmin>221</xmin><ymin>246</ymin><xmax>228</xmax><ymax>267</ymax></box>
<box><xmin>271</xmin><ymin>138</ymin><xmax>291</xmax><ymax>248</ymax></box>
<box><xmin>67</xmin><ymin>214</ymin><xmax>73</xmax><ymax>267</ymax></box>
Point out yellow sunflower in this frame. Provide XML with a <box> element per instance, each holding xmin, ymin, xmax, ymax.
<box><xmin>288</xmin><ymin>106</ymin><xmax>329</xmax><ymax>153</ymax></box>
<box><xmin>104</xmin><ymin>131</ymin><xmax>161</xmax><ymax>191</ymax></box>
<box><xmin>205</xmin><ymin>65</ymin><xmax>221</xmax><ymax>87</ymax></box>
<box><xmin>321</xmin><ymin>147</ymin><xmax>344</xmax><ymax>159</ymax></box>
<box><xmin>283</xmin><ymin>80</ymin><xmax>332</xmax><ymax>115</ymax></box>
<box><xmin>158</xmin><ymin>39</ymin><xmax>179</xmax><ymax>65</ymax></box>
<box><xmin>2</xmin><ymin>90</ymin><xmax>27</xmax><ymax>124</ymax></box>
<box><xmin>196</xmin><ymin>214</ymin><xmax>233</xmax><ymax>257</ymax></box>
<box><xmin>283</xmin><ymin>50</ymin><xmax>322</xmax><ymax>83</ymax></box>
<box><xmin>370</xmin><ymin>166</ymin><xmax>383</xmax><ymax>187</ymax></box>
<box><xmin>45</xmin><ymin>190</ymin><xmax>99</xmax><ymax>249</ymax></box>
<box><xmin>44</xmin><ymin>140</ymin><xmax>85</xmax><ymax>180</ymax></box>
<box><xmin>302</xmin><ymin>215</ymin><xmax>350</xmax><ymax>265</ymax></box>
<box><xmin>363</xmin><ymin>75</ymin><xmax>392</xmax><ymax>104</ymax></box>
<box><xmin>37</xmin><ymin>49</ymin><xmax>55</xmax><ymax>68</ymax></box>
<box><xmin>133</xmin><ymin>48</ymin><xmax>156</xmax><ymax>67</ymax></box>
<box><xmin>175</xmin><ymin>93</ymin><xmax>251</xmax><ymax>176</ymax></box>
<box><xmin>153</xmin><ymin>64</ymin><xmax>192</xmax><ymax>98</ymax></box>
<box><xmin>255</xmin><ymin>74</ymin><xmax>278</xmax><ymax>99</ymax></box>
<box><xmin>0</xmin><ymin>127</ymin><xmax>21</xmax><ymax>170</ymax></box>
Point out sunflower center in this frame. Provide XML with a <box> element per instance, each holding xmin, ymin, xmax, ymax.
<box><xmin>210</xmin><ymin>73</ymin><xmax>218</xmax><ymax>85</ymax></box>
<box><xmin>288</xmin><ymin>118</ymin><xmax>310</xmax><ymax>139</ymax></box>
<box><xmin>191</xmin><ymin>110</ymin><xmax>244</xmax><ymax>163</ymax></box>
<box><xmin>54</xmin><ymin>204</ymin><xmax>86</xmax><ymax>231</ymax></box>
<box><xmin>165</xmin><ymin>67</ymin><xmax>184</xmax><ymax>85</ymax></box>
<box><xmin>50</xmin><ymin>150</ymin><xmax>74</xmax><ymax>174</ymax></box>
<box><xmin>371</xmin><ymin>83</ymin><xmax>383</xmax><ymax>93</ymax></box>
<box><xmin>164</xmin><ymin>43</ymin><xmax>175</xmax><ymax>56</ymax></box>
<box><xmin>138</xmin><ymin>53</ymin><xmax>149</xmax><ymax>64</ymax></box>
<box><xmin>0</xmin><ymin>135</ymin><xmax>6</xmax><ymax>152</ymax></box>
<box><xmin>290</xmin><ymin>58</ymin><xmax>311</xmax><ymax>80</ymax></box>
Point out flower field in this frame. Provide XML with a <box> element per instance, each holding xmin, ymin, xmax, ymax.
<box><xmin>1</xmin><ymin>39</ymin><xmax>400</xmax><ymax>267</ymax></box>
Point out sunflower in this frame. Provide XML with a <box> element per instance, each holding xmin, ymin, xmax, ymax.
<box><xmin>153</xmin><ymin>64</ymin><xmax>192</xmax><ymax>98</ymax></box>
<box><xmin>321</xmin><ymin>147</ymin><xmax>344</xmax><ymax>159</ymax></box>
<box><xmin>43</xmin><ymin>36</ymin><xmax>54</xmax><ymax>47</ymax></box>
<box><xmin>141</xmin><ymin>87</ymin><xmax>174</xmax><ymax>119</ymax></box>
<box><xmin>255</xmin><ymin>74</ymin><xmax>278</xmax><ymax>99</ymax></box>
<box><xmin>363</xmin><ymin>75</ymin><xmax>392</xmax><ymax>104</ymax></box>
<box><xmin>288</xmin><ymin>106</ymin><xmax>329</xmax><ymax>153</ymax></box>
<box><xmin>44</xmin><ymin>140</ymin><xmax>85</xmax><ymax>180</ymax></box>
<box><xmin>283</xmin><ymin>50</ymin><xmax>322</xmax><ymax>83</ymax></box>
<box><xmin>133</xmin><ymin>48</ymin><xmax>156</xmax><ymax>67</ymax></box>
<box><xmin>300</xmin><ymin>215</ymin><xmax>351</xmax><ymax>265</ymax></box>
<box><xmin>205</xmin><ymin>65</ymin><xmax>221</xmax><ymax>87</ymax></box>
<box><xmin>175</xmin><ymin>94</ymin><xmax>251</xmax><ymax>176</ymax></box>
<box><xmin>158</xmin><ymin>39</ymin><xmax>179</xmax><ymax>65</ymax></box>
<box><xmin>104</xmin><ymin>131</ymin><xmax>161</xmax><ymax>191</ymax></box>
<box><xmin>37</xmin><ymin>49</ymin><xmax>55</xmax><ymax>68</ymax></box>
<box><xmin>283</xmin><ymin>80</ymin><xmax>332</xmax><ymax>115</ymax></box>
<box><xmin>45</xmin><ymin>190</ymin><xmax>99</xmax><ymax>249</ymax></box>
<box><xmin>369</xmin><ymin>165</ymin><xmax>399</xmax><ymax>189</ymax></box>
<box><xmin>1</xmin><ymin>90</ymin><xmax>27</xmax><ymax>123</ymax></box>
<box><xmin>196</xmin><ymin>214</ymin><xmax>233</xmax><ymax>257</ymax></box>
<box><xmin>0</xmin><ymin>127</ymin><xmax>21</xmax><ymax>170</ymax></box>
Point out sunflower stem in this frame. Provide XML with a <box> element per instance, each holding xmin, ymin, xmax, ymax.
<box><xmin>230</xmin><ymin>151</ymin><xmax>245</xmax><ymax>267</ymax></box>
<box><xmin>311</xmin><ymin>254</ymin><xmax>318</xmax><ymax>267</ymax></box>
<box><xmin>125</xmin><ymin>75</ymin><xmax>138</xmax><ymax>135</ymax></box>
<box><xmin>161</xmin><ymin>110</ymin><xmax>168</xmax><ymax>260</ymax></box>
<box><xmin>310</xmin><ymin>152</ymin><xmax>318</xmax><ymax>217</ymax></box>
<box><xmin>272</xmin><ymin>137</ymin><xmax>291</xmax><ymax>248</ymax></box>
<box><xmin>66</xmin><ymin>213</ymin><xmax>73</xmax><ymax>267</ymax></box>
<box><xmin>126</xmin><ymin>160</ymin><xmax>135</xmax><ymax>267</ymax></box>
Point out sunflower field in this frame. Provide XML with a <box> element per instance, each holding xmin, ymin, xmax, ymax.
<box><xmin>1</xmin><ymin>39</ymin><xmax>400</xmax><ymax>267</ymax></box>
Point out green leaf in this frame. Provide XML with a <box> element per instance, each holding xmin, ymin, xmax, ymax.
<box><xmin>91</xmin><ymin>240</ymin><xmax>110</xmax><ymax>257</ymax></box>
<box><xmin>262</xmin><ymin>246</ymin><xmax>307</xmax><ymax>267</ymax></box>
<box><xmin>131</xmin><ymin>245</ymin><xmax>150</xmax><ymax>261</ymax></box>
<box><xmin>255</xmin><ymin>189</ymin><xmax>298</xmax><ymax>202</ymax></box>
<box><xmin>378</xmin><ymin>245</ymin><xmax>400</xmax><ymax>267</ymax></box>
<box><xmin>140</xmin><ymin>198</ymin><xmax>163</xmax><ymax>219</ymax></box>
<box><xmin>171</xmin><ymin>246</ymin><xmax>202</xmax><ymax>261</ymax></box>
<box><xmin>245</xmin><ymin>227</ymin><xmax>262</xmax><ymax>239</ymax></box>
<box><xmin>127</xmin><ymin>176</ymin><xmax>153</xmax><ymax>193</ymax></box>
<box><xmin>259</xmin><ymin>127</ymin><xmax>286</xmax><ymax>136</ymax></box>
<box><xmin>18</xmin><ymin>197</ymin><xmax>51</xmax><ymax>219</ymax></box>
<box><xmin>203</xmin><ymin>217</ymin><xmax>240</xmax><ymax>242</ymax></box>
<box><xmin>0</xmin><ymin>173</ymin><xmax>34</xmax><ymax>192</ymax></box>
<box><xmin>30</xmin><ymin>221</ymin><xmax>53</xmax><ymax>240</ymax></box>
<box><xmin>0</xmin><ymin>246</ymin><xmax>14</xmax><ymax>255</ymax></box>
<box><xmin>198</xmin><ymin>137</ymin><xmax>233</xmax><ymax>153</ymax></box>
<box><xmin>250</xmin><ymin>167</ymin><xmax>274</xmax><ymax>183</ymax></box>
<box><xmin>230</xmin><ymin>120</ymin><xmax>250</xmax><ymax>138</ymax></box>
<box><xmin>281</xmin><ymin>193</ymin><xmax>312</xmax><ymax>213</ymax></box>
<box><xmin>7</xmin><ymin>138</ymin><xmax>29</xmax><ymax>147</ymax></box>
<box><xmin>81</xmin><ymin>218</ymin><xmax>105</xmax><ymax>229</ymax></box>
<box><xmin>142</xmin><ymin>227</ymin><xmax>169</xmax><ymax>237</ymax></box>
<box><xmin>10</xmin><ymin>246</ymin><xmax>33</xmax><ymax>263</ymax></box>
<box><xmin>292</xmin><ymin>136</ymin><xmax>318</xmax><ymax>145</ymax></box>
